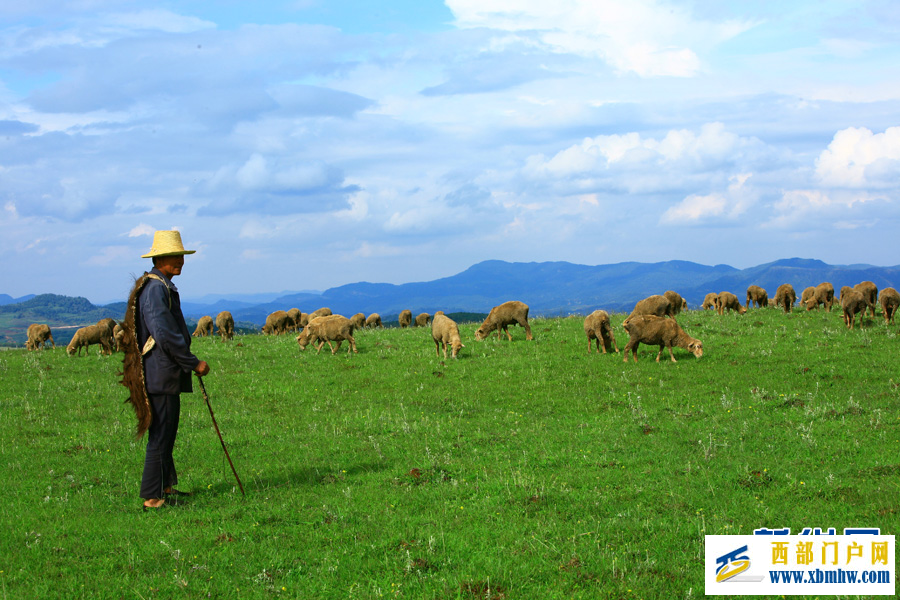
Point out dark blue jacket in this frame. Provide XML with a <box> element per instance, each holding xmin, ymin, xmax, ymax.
<box><xmin>137</xmin><ymin>268</ymin><xmax>200</xmax><ymax>395</ymax></box>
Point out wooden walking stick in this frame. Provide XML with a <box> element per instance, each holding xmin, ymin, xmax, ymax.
<box><xmin>196</xmin><ymin>375</ymin><xmax>245</xmax><ymax>496</ymax></box>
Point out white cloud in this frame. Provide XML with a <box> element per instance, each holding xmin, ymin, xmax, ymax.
<box><xmin>446</xmin><ymin>0</ymin><xmax>752</xmax><ymax>77</ymax></box>
<box><xmin>816</xmin><ymin>126</ymin><xmax>900</xmax><ymax>188</ymax></box>
<box><xmin>127</xmin><ymin>224</ymin><xmax>155</xmax><ymax>237</ymax></box>
<box><xmin>661</xmin><ymin>173</ymin><xmax>754</xmax><ymax>225</ymax></box>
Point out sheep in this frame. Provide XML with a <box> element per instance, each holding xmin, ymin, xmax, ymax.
<box><xmin>66</xmin><ymin>323</ymin><xmax>114</xmax><ymax>356</ymax></box>
<box><xmin>583</xmin><ymin>310</ymin><xmax>618</xmax><ymax>354</ymax></box>
<box><xmin>853</xmin><ymin>281</ymin><xmax>878</xmax><ymax>317</ymax></box>
<box><xmin>628</xmin><ymin>295</ymin><xmax>674</xmax><ymax>320</ymax></box>
<box><xmin>308</xmin><ymin>307</ymin><xmax>333</xmax><ymax>321</ymax></box>
<box><xmin>774</xmin><ymin>284</ymin><xmax>796</xmax><ymax>313</ymax></box>
<box><xmin>286</xmin><ymin>308</ymin><xmax>302</xmax><ymax>332</ymax></box>
<box><xmin>414</xmin><ymin>312</ymin><xmax>431</xmax><ymax>327</ymax></box>
<box><xmin>431</xmin><ymin>314</ymin><xmax>464</xmax><ymax>359</ymax></box>
<box><xmin>113</xmin><ymin>322</ymin><xmax>125</xmax><ymax>351</ymax></box>
<box><xmin>800</xmin><ymin>286</ymin><xmax>816</xmax><ymax>307</ymax></box>
<box><xmin>434</xmin><ymin>311</ymin><xmax>445</xmax><ymax>316</ymax></box>
<box><xmin>299</xmin><ymin>313</ymin><xmax>310</xmax><ymax>328</ymax></box>
<box><xmin>216</xmin><ymin>311</ymin><xmax>235</xmax><ymax>342</ymax></box>
<box><xmin>622</xmin><ymin>315</ymin><xmax>703</xmax><ymax>363</ymax></box>
<box><xmin>746</xmin><ymin>285</ymin><xmax>768</xmax><ymax>309</ymax></box>
<box><xmin>25</xmin><ymin>323</ymin><xmax>55</xmax><ymax>351</ymax></box>
<box><xmin>365</xmin><ymin>313</ymin><xmax>383</xmax><ymax>328</ymax></box>
<box><xmin>398</xmin><ymin>310</ymin><xmax>412</xmax><ymax>328</ymax></box>
<box><xmin>701</xmin><ymin>293</ymin><xmax>719</xmax><ymax>311</ymax></box>
<box><xmin>192</xmin><ymin>315</ymin><xmax>213</xmax><ymax>337</ymax></box>
<box><xmin>716</xmin><ymin>291</ymin><xmax>746</xmax><ymax>315</ymax></box>
<box><xmin>296</xmin><ymin>315</ymin><xmax>357</xmax><ymax>354</ymax></box>
<box><xmin>350</xmin><ymin>313</ymin><xmax>366</xmax><ymax>329</ymax></box>
<box><xmin>804</xmin><ymin>283</ymin><xmax>834</xmax><ymax>311</ymax></box>
<box><xmin>663</xmin><ymin>291</ymin><xmax>687</xmax><ymax>315</ymax></box>
<box><xmin>841</xmin><ymin>290</ymin><xmax>868</xmax><ymax>330</ymax></box>
<box><xmin>816</xmin><ymin>282</ymin><xmax>835</xmax><ymax>311</ymax></box>
<box><xmin>474</xmin><ymin>300</ymin><xmax>533</xmax><ymax>341</ymax></box>
<box><xmin>262</xmin><ymin>310</ymin><xmax>290</xmax><ymax>335</ymax></box>
<box><xmin>879</xmin><ymin>287</ymin><xmax>900</xmax><ymax>324</ymax></box>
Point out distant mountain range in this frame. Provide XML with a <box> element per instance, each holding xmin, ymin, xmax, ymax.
<box><xmin>3</xmin><ymin>258</ymin><xmax>899</xmax><ymax>346</ymax></box>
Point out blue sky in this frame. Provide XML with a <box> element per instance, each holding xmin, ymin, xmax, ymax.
<box><xmin>1</xmin><ymin>0</ymin><xmax>899</xmax><ymax>304</ymax></box>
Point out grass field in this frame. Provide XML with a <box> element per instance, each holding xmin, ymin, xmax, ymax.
<box><xmin>1</xmin><ymin>307</ymin><xmax>898</xmax><ymax>599</ymax></box>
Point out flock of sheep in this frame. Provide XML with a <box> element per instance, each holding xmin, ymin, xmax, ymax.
<box><xmin>21</xmin><ymin>279</ymin><xmax>898</xmax><ymax>363</ymax></box>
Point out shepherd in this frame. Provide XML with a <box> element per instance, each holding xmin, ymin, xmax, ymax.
<box><xmin>120</xmin><ymin>230</ymin><xmax>210</xmax><ymax>511</ymax></box>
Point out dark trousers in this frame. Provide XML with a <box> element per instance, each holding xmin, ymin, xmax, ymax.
<box><xmin>140</xmin><ymin>394</ymin><xmax>181</xmax><ymax>499</ymax></box>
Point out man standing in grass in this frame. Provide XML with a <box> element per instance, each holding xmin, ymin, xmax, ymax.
<box><xmin>124</xmin><ymin>230</ymin><xmax>210</xmax><ymax>511</ymax></box>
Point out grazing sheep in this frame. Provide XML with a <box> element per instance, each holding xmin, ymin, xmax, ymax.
<box><xmin>431</xmin><ymin>314</ymin><xmax>464</xmax><ymax>359</ymax></box>
<box><xmin>350</xmin><ymin>313</ymin><xmax>366</xmax><ymax>329</ymax></box>
<box><xmin>25</xmin><ymin>323</ymin><xmax>55</xmax><ymax>351</ymax></box>
<box><xmin>66</xmin><ymin>323</ymin><xmax>114</xmax><ymax>356</ymax></box>
<box><xmin>628</xmin><ymin>295</ymin><xmax>674</xmax><ymax>320</ymax></box>
<box><xmin>398</xmin><ymin>309</ymin><xmax>412</xmax><ymax>328</ymax></box>
<box><xmin>816</xmin><ymin>282</ymin><xmax>835</xmax><ymax>310</ymax></box>
<box><xmin>879</xmin><ymin>288</ymin><xmax>900</xmax><ymax>324</ymax></box>
<box><xmin>308</xmin><ymin>307</ymin><xmax>333</xmax><ymax>321</ymax></box>
<box><xmin>365</xmin><ymin>313</ymin><xmax>383</xmax><ymax>328</ymax></box>
<box><xmin>583</xmin><ymin>310</ymin><xmax>618</xmax><ymax>354</ymax></box>
<box><xmin>841</xmin><ymin>290</ymin><xmax>868</xmax><ymax>330</ymax></box>
<box><xmin>192</xmin><ymin>315</ymin><xmax>213</xmax><ymax>337</ymax></box>
<box><xmin>262</xmin><ymin>310</ymin><xmax>290</xmax><ymax>335</ymax></box>
<box><xmin>113</xmin><ymin>322</ymin><xmax>125</xmax><ymax>351</ymax></box>
<box><xmin>286</xmin><ymin>308</ymin><xmax>302</xmax><ymax>332</ymax></box>
<box><xmin>701</xmin><ymin>293</ymin><xmax>719</xmax><ymax>310</ymax></box>
<box><xmin>216</xmin><ymin>311</ymin><xmax>235</xmax><ymax>342</ymax></box>
<box><xmin>774</xmin><ymin>284</ymin><xmax>796</xmax><ymax>313</ymax></box>
<box><xmin>716</xmin><ymin>291</ymin><xmax>746</xmax><ymax>315</ymax></box>
<box><xmin>853</xmin><ymin>281</ymin><xmax>878</xmax><ymax>317</ymax></box>
<box><xmin>296</xmin><ymin>315</ymin><xmax>357</xmax><ymax>354</ymax></box>
<box><xmin>746</xmin><ymin>285</ymin><xmax>768</xmax><ymax>309</ymax></box>
<box><xmin>800</xmin><ymin>286</ymin><xmax>816</xmax><ymax>307</ymax></box>
<box><xmin>622</xmin><ymin>315</ymin><xmax>703</xmax><ymax>363</ymax></box>
<box><xmin>663</xmin><ymin>291</ymin><xmax>687</xmax><ymax>315</ymax></box>
<box><xmin>474</xmin><ymin>301</ymin><xmax>533</xmax><ymax>341</ymax></box>
<box><xmin>299</xmin><ymin>313</ymin><xmax>310</xmax><ymax>328</ymax></box>
<box><xmin>414</xmin><ymin>312</ymin><xmax>431</xmax><ymax>327</ymax></box>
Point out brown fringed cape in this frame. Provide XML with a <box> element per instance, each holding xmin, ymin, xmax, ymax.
<box><xmin>119</xmin><ymin>273</ymin><xmax>153</xmax><ymax>439</ymax></box>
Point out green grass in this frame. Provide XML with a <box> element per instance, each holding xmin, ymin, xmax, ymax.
<box><xmin>1</xmin><ymin>308</ymin><xmax>898</xmax><ymax>599</ymax></box>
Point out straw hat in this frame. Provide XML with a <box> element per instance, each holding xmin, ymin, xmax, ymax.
<box><xmin>141</xmin><ymin>230</ymin><xmax>196</xmax><ymax>258</ymax></box>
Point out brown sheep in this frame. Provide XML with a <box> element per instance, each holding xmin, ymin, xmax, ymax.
<box><xmin>773</xmin><ymin>284</ymin><xmax>796</xmax><ymax>313</ymax></box>
<box><xmin>26</xmin><ymin>323</ymin><xmax>55</xmax><ymax>351</ymax></box>
<box><xmin>350</xmin><ymin>313</ymin><xmax>366</xmax><ymax>329</ymax></box>
<box><xmin>216</xmin><ymin>311</ymin><xmax>235</xmax><ymax>342</ymax></box>
<box><xmin>701</xmin><ymin>293</ymin><xmax>719</xmax><ymax>310</ymax></box>
<box><xmin>414</xmin><ymin>312</ymin><xmax>431</xmax><ymax>327</ymax></box>
<box><xmin>583</xmin><ymin>310</ymin><xmax>618</xmax><ymax>354</ymax></box>
<box><xmin>434</xmin><ymin>310</ymin><xmax>445</xmax><ymax>316</ymax></box>
<box><xmin>431</xmin><ymin>314</ymin><xmax>464</xmax><ymax>359</ymax></box>
<box><xmin>853</xmin><ymin>281</ymin><xmax>878</xmax><ymax>317</ymax></box>
<box><xmin>192</xmin><ymin>315</ymin><xmax>213</xmax><ymax>337</ymax></box>
<box><xmin>799</xmin><ymin>286</ymin><xmax>816</xmax><ymax>307</ymax></box>
<box><xmin>622</xmin><ymin>315</ymin><xmax>703</xmax><ymax>363</ymax></box>
<box><xmin>627</xmin><ymin>295</ymin><xmax>674</xmax><ymax>320</ymax></box>
<box><xmin>746</xmin><ymin>285</ymin><xmax>768</xmax><ymax>309</ymax></box>
<box><xmin>716</xmin><ymin>291</ymin><xmax>746</xmax><ymax>315</ymax></box>
<box><xmin>299</xmin><ymin>313</ymin><xmax>310</xmax><ymax>328</ymax></box>
<box><xmin>474</xmin><ymin>301</ymin><xmax>533</xmax><ymax>341</ymax></box>
<box><xmin>113</xmin><ymin>322</ymin><xmax>125</xmax><ymax>351</ymax></box>
<box><xmin>66</xmin><ymin>323</ymin><xmax>114</xmax><ymax>356</ymax></box>
<box><xmin>262</xmin><ymin>310</ymin><xmax>290</xmax><ymax>335</ymax></box>
<box><xmin>663</xmin><ymin>291</ymin><xmax>687</xmax><ymax>315</ymax></box>
<box><xmin>286</xmin><ymin>308</ymin><xmax>302</xmax><ymax>332</ymax></box>
<box><xmin>308</xmin><ymin>307</ymin><xmax>333</xmax><ymax>321</ymax></box>
<box><xmin>879</xmin><ymin>288</ymin><xmax>900</xmax><ymax>324</ymax></box>
<box><xmin>816</xmin><ymin>282</ymin><xmax>835</xmax><ymax>310</ymax></box>
<box><xmin>841</xmin><ymin>290</ymin><xmax>868</xmax><ymax>329</ymax></box>
<box><xmin>398</xmin><ymin>309</ymin><xmax>412</xmax><ymax>328</ymax></box>
<box><xmin>296</xmin><ymin>315</ymin><xmax>357</xmax><ymax>354</ymax></box>
<box><xmin>365</xmin><ymin>313</ymin><xmax>383</xmax><ymax>328</ymax></box>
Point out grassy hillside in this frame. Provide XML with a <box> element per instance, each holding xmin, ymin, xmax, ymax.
<box><xmin>1</xmin><ymin>307</ymin><xmax>898</xmax><ymax>598</ymax></box>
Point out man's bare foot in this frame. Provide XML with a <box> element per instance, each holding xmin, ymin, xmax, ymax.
<box><xmin>143</xmin><ymin>498</ymin><xmax>166</xmax><ymax>510</ymax></box>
